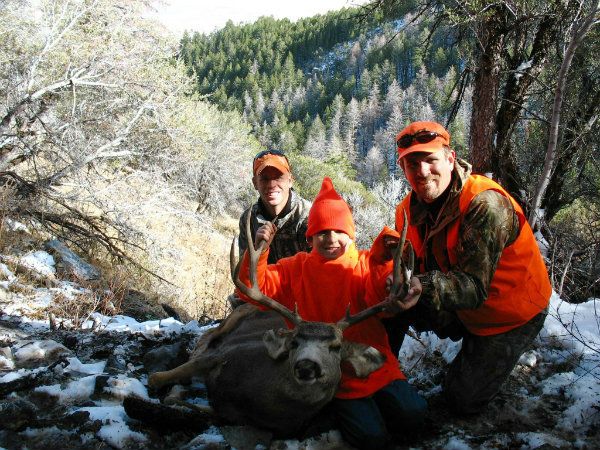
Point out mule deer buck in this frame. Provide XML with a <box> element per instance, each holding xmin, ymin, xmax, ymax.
<box><xmin>148</xmin><ymin>211</ymin><xmax>413</xmax><ymax>437</ymax></box>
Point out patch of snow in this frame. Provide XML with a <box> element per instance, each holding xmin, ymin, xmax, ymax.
<box><xmin>515</xmin><ymin>59</ymin><xmax>533</xmax><ymax>80</ymax></box>
<box><xmin>103</xmin><ymin>374</ymin><xmax>149</xmax><ymax>401</ymax></box>
<box><xmin>77</xmin><ymin>405</ymin><xmax>148</xmax><ymax>448</ymax></box>
<box><xmin>535</xmin><ymin>229</ymin><xmax>549</xmax><ymax>258</ymax></box>
<box><xmin>543</xmin><ymin>294</ymin><xmax>600</xmax><ymax>355</ymax></box>
<box><xmin>64</xmin><ymin>357</ymin><xmax>106</xmax><ymax>375</ymax></box>
<box><xmin>542</xmin><ymin>371</ymin><xmax>600</xmax><ymax>432</ymax></box>
<box><xmin>4</xmin><ymin>218</ymin><xmax>30</xmax><ymax>233</ymax></box>
<box><xmin>51</xmin><ymin>281</ymin><xmax>91</xmax><ymax>299</ymax></box>
<box><xmin>189</xmin><ymin>426</ymin><xmax>227</xmax><ymax>445</ymax></box>
<box><xmin>516</xmin><ymin>431</ymin><xmax>569</xmax><ymax>448</ymax></box>
<box><xmin>82</xmin><ymin>312</ymin><xmax>207</xmax><ymax>336</ymax></box>
<box><xmin>19</xmin><ymin>251</ymin><xmax>55</xmax><ymax>277</ymax></box>
<box><xmin>35</xmin><ymin>374</ymin><xmax>97</xmax><ymax>404</ymax></box>
<box><xmin>0</xmin><ymin>262</ymin><xmax>16</xmax><ymax>281</ymax></box>
<box><xmin>442</xmin><ymin>435</ymin><xmax>472</xmax><ymax>449</ymax></box>
<box><xmin>0</xmin><ymin>367</ymin><xmax>44</xmax><ymax>383</ymax></box>
<box><xmin>13</xmin><ymin>339</ymin><xmax>71</xmax><ymax>364</ymax></box>
<box><xmin>517</xmin><ymin>59</ymin><xmax>533</xmax><ymax>72</ymax></box>
<box><xmin>0</xmin><ymin>354</ymin><xmax>15</xmax><ymax>370</ymax></box>
<box><xmin>401</xmin><ymin>331</ymin><xmax>462</xmax><ymax>367</ymax></box>
<box><xmin>519</xmin><ymin>349</ymin><xmax>540</xmax><ymax>367</ymax></box>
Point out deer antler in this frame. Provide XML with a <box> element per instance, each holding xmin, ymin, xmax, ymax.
<box><xmin>337</xmin><ymin>208</ymin><xmax>414</xmax><ymax>330</ymax></box>
<box><xmin>230</xmin><ymin>212</ymin><xmax>302</xmax><ymax>326</ymax></box>
<box><xmin>389</xmin><ymin>208</ymin><xmax>414</xmax><ymax>299</ymax></box>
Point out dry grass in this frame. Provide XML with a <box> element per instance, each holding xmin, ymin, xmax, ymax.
<box><xmin>1</xmin><ymin>172</ymin><xmax>242</xmax><ymax>323</ymax></box>
<box><xmin>147</xmin><ymin>217</ymin><xmax>236</xmax><ymax>321</ymax></box>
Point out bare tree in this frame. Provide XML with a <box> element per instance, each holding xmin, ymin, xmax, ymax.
<box><xmin>529</xmin><ymin>1</ymin><xmax>599</xmax><ymax>230</ymax></box>
<box><xmin>0</xmin><ymin>0</ymin><xmax>257</xmax><ymax>285</ymax></box>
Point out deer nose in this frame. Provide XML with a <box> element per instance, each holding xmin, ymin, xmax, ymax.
<box><xmin>294</xmin><ymin>359</ymin><xmax>322</xmax><ymax>382</ymax></box>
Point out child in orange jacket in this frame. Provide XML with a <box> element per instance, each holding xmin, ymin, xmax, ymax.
<box><xmin>238</xmin><ymin>177</ymin><xmax>426</xmax><ymax>449</ymax></box>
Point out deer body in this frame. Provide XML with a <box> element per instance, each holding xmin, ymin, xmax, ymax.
<box><xmin>147</xmin><ymin>211</ymin><xmax>413</xmax><ymax>437</ymax></box>
<box><xmin>149</xmin><ymin>304</ymin><xmax>385</xmax><ymax>435</ymax></box>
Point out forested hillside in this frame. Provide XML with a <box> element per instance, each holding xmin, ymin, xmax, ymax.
<box><xmin>0</xmin><ymin>2</ymin><xmax>599</xmax><ymax>449</ymax></box>
<box><xmin>180</xmin><ymin>4</ymin><xmax>468</xmax><ymax>187</ymax></box>
<box><xmin>1</xmin><ymin>0</ymin><xmax>598</xmax><ymax>314</ymax></box>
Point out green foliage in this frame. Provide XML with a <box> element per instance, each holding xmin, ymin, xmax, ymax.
<box><xmin>289</xmin><ymin>154</ymin><xmax>373</xmax><ymax>203</ymax></box>
<box><xmin>179</xmin><ymin>5</ymin><xmax>464</xmax><ymax>155</ymax></box>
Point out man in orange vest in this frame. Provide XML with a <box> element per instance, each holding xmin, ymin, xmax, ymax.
<box><xmin>387</xmin><ymin>120</ymin><xmax>551</xmax><ymax>414</ymax></box>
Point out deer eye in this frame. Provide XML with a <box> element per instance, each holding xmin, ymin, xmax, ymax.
<box><xmin>289</xmin><ymin>340</ymin><xmax>299</xmax><ymax>349</ymax></box>
<box><xmin>329</xmin><ymin>343</ymin><xmax>342</xmax><ymax>352</ymax></box>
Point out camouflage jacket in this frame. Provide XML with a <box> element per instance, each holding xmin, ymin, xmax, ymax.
<box><xmin>407</xmin><ymin>159</ymin><xmax>520</xmax><ymax>312</ymax></box>
<box><xmin>238</xmin><ymin>189</ymin><xmax>312</xmax><ymax>264</ymax></box>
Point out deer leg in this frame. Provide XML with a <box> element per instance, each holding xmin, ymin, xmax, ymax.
<box><xmin>192</xmin><ymin>303</ymin><xmax>257</xmax><ymax>356</ymax></box>
<box><xmin>148</xmin><ymin>358</ymin><xmax>208</xmax><ymax>390</ymax></box>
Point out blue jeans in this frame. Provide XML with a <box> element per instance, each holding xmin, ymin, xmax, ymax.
<box><xmin>332</xmin><ymin>380</ymin><xmax>427</xmax><ymax>449</ymax></box>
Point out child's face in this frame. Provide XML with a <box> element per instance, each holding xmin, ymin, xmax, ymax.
<box><xmin>311</xmin><ymin>230</ymin><xmax>351</xmax><ymax>259</ymax></box>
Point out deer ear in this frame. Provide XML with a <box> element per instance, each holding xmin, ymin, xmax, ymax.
<box><xmin>263</xmin><ymin>328</ymin><xmax>292</xmax><ymax>360</ymax></box>
<box><xmin>341</xmin><ymin>341</ymin><xmax>385</xmax><ymax>378</ymax></box>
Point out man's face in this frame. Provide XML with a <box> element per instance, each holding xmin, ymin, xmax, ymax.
<box><xmin>401</xmin><ymin>149</ymin><xmax>455</xmax><ymax>203</ymax></box>
<box><xmin>311</xmin><ymin>230</ymin><xmax>351</xmax><ymax>259</ymax></box>
<box><xmin>252</xmin><ymin>166</ymin><xmax>292</xmax><ymax>209</ymax></box>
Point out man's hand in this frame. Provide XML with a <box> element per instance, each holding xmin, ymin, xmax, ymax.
<box><xmin>386</xmin><ymin>276</ymin><xmax>422</xmax><ymax>313</ymax></box>
<box><xmin>255</xmin><ymin>222</ymin><xmax>277</xmax><ymax>251</ymax></box>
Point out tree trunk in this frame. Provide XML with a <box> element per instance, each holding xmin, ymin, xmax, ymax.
<box><xmin>494</xmin><ymin>15</ymin><xmax>556</xmax><ymax>203</ymax></box>
<box><xmin>542</xmin><ymin>87</ymin><xmax>600</xmax><ymax>221</ymax></box>
<box><xmin>469</xmin><ymin>15</ymin><xmax>506</xmax><ymax>175</ymax></box>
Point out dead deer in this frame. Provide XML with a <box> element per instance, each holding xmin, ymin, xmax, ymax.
<box><xmin>147</xmin><ymin>210</ymin><xmax>413</xmax><ymax>437</ymax></box>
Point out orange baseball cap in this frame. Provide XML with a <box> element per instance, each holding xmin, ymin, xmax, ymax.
<box><xmin>396</xmin><ymin>121</ymin><xmax>450</xmax><ymax>159</ymax></box>
<box><xmin>253</xmin><ymin>150</ymin><xmax>291</xmax><ymax>176</ymax></box>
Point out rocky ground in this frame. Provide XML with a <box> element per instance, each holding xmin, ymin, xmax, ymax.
<box><xmin>1</xmin><ymin>304</ymin><xmax>598</xmax><ymax>449</ymax></box>
<box><xmin>0</xmin><ymin>235</ymin><xmax>598</xmax><ymax>449</ymax></box>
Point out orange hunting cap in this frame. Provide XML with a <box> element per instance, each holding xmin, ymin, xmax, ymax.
<box><xmin>396</xmin><ymin>121</ymin><xmax>450</xmax><ymax>159</ymax></box>
<box><xmin>306</xmin><ymin>177</ymin><xmax>355</xmax><ymax>240</ymax></box>
<box><xmin>253</xmin><ymin>150</ymin><xmax>291</xmax><ymax>176</ymax></box>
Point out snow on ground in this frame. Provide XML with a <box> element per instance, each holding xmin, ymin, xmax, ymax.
<box><xmin>1</xmin><ymin>256</ymin><xmax>599</xmax><ymax>449</ymax></box>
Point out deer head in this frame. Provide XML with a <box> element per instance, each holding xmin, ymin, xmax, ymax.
<box><xmin>229</xmin><ymin>211</ymin><xmax>413</xmax><ymax>384</ymax></box>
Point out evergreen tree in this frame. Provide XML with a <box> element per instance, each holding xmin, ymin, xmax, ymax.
<box><xmin>304</xmin><ymin>115</ymin><xmax>327</xmax><ymax>159</ymax></box>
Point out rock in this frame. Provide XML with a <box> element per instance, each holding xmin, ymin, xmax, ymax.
<box><xmin>0</xmin><ymin>396</ymin><xmax>38</xmax><ymax>431</ymax></box>
<box><xmin>13</xmin><ymin>339</ymin><xmax>71</xmax><ymax>368</ymax></box>
<box><xmin>120</xmin><ymin>289</ymin><xmax>169</xmax><ymax>321</ymax></box>
<box><xmin>143</xmin><ymin>341</ymin><xmax>188</xmax><ymax>374</ymax></box>
<box><xmin>44</xmin><ymin>239</ymin><xmax>101</xmax><ymax>281</ymax></box>
<box><xmin>123</xmin><ymin>396</ymin><xmax>211</xmax><ymax>432</ymax></box>
<box><xmin>0</xmin><ymin>347</ymin><xmax>15</xmax><ymax>370</ymax></box>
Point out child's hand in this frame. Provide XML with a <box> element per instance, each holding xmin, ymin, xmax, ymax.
<box><xmin>255</xmin><ymin>222</ymin><xmax>277</xmax><ymax>251</ymax></box>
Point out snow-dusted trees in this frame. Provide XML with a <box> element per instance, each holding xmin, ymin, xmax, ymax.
<box><xmin>0</xmin><ymin>0</ymin><xmax>257</xmax><ymax>258</ymax></box>
<box><xmin>304</xmin><ymin>115</ymin><xmax>328</xmax><ymax>159</ymax></box>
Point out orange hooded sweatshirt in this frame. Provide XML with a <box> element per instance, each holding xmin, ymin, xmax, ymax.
<box><xmin>237</xmin><ymin>231</ymin><xmax>405</xmax><ymax>400</ymax></box>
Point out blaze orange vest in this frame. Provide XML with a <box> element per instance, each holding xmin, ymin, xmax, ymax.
<box><xmin>396</xmin><ymin>175</ymin><xmax>551</xmax><ymax>336</ymax></box>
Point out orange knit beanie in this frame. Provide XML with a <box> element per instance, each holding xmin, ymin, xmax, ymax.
<box><xmin>306</xmin><ymin>177</ymin><xmax>355</xmax><ymax>239</ymax></box>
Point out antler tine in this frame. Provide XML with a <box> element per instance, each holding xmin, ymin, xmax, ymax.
<box><xmin>389</xmin><ymin>208</ymin><xmax>413</xmax><ymax>298</ymax></box>
<box><xmin>230</xmin><ymin>212</ymin><xmax>301</xmax><ymax>325</ymax></box>
<box><xmin>337</xmin><ymin>302</ymin><xmax>392</xmax><ymax>331</ymax></box>
<box><xmin>337</xmin><ymin>209</ymin><xmax>415</xmax><ymax>331</ymax></box>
